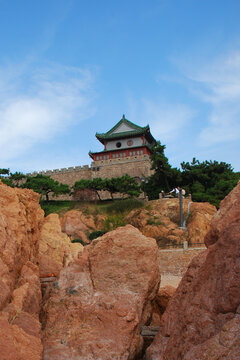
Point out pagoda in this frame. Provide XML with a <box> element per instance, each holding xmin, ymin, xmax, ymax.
<box><xmin>89</xmin><ymin>115</ymin><xmax>156</xmax><ymax>163</ymax></box>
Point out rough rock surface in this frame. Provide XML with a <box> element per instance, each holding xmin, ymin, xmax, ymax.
<box><xmin>150</xmin><ymin>285</ymin><xmax>176</xmax><ymax>326</ymax></box>
<box><xmin>0</xmin><ymin>181</ymin><xmax>43</xmax><ymax>359</ymax></box>
<box><xmin>125</xmin><ymin>199</ymin><xmax>216</xmax><ymax>246</ymax></box>
<box><xmin>187</xmin><ymin>202</ymin><xmax>217</xmax><ymax>245</ymax></box>
<box><xmin>60</xmin><ymin>209</ymin><xmax>96</xmax><ymax>243</ymax></box>
<box><xmin>42</xmin><ymin>225</ymin><xmax>160</xmax><ymax>360</ymax></box>
<box><xmin>39</xmin><ymin>213</ymin><xmax>83</xmax><ymax>277</ymax></box>
<box><xmin>146</xmin><ymin>182</ymin><xmax>240</xmax><ymax>360</ymax></box>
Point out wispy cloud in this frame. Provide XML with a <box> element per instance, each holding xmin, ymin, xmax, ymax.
<box><xmin>0</xmin><ymin>61</ymin><xmax>96</xmax><ymax>164</ymax></box>
<box><xmin>184</xmin><ymin>51</ymin><xmax>240</xmax><ymax>146</ymax></box>
<box><xmin>128</xmin><ymin>97</ymin><xmax>195</xmax><ymax>143</ymax></box>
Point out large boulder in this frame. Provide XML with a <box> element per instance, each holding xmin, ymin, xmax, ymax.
<box><xmin>0</xmin><ymin>181</ymin><xmax>43</xmax><ymax>359</ymax></box>
<box><xmin>39</xmin><ymin>213</ymin><xmax>83</xmax><ymax>277</ymax></box>
<box><xmin>146</xmin><ymin>182</ymin><xmax>240</xmax><ymax>360</ymax></box>
<box><xmin>42</xmin><ymin>225</ymin><xmax>160</xmax><ymax>360</ymax></box>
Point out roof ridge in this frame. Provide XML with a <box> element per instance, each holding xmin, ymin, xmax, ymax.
<box><xmin>106</xmin><ymin>115</ymin><xmax>145</xmax><ymax>135</ymax></box>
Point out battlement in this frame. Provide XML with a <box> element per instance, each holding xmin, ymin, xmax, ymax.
<box><xmin>26</xmin><ymin>165</ymin><xmax>91</xmax><ymax>176</ymax></box>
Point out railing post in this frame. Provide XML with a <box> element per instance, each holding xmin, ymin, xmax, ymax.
<box><xmin>179</xmin><ymin>188</ymin><xmax>183</xmax><ymax>228</ymax></box>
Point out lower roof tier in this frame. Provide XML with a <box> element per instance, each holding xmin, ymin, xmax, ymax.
<box><xmin>89</xmin><ymin>145</ymin><xmax>152</xmax><ymax>161</ymax></box>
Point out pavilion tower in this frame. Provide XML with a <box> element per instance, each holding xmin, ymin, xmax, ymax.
<box><xmin>89</xmin><ymin>115</ymin><xmax>156</xmax><ymax>180</ymax></box>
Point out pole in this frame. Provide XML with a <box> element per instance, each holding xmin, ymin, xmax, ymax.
<box><xmin>179</xmin><ymin>188</ymin><xmax>183</xmax><ymax>228</ymax></box>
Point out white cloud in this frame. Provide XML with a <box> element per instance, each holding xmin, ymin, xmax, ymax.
<box><xmin>185</xmin><ymin>51</ymin><xmax>240</xmax><ymax>146</ymax></box>
<box><xmin>128</xmin><ymin>97</ymin><xmax>195</xmax><ymax>143</ymax></box>
<box><xmin>0</xmin><ymin>62</ymin><xmax>95</xmax><ymax>163</ymax></box>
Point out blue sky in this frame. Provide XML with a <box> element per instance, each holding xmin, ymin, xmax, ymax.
<box><xmin>0</xmin><ymin>0</ymin><xmax>240</xmax><ymax>173</ymax></box>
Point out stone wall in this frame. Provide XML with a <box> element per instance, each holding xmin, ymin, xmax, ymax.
<box><xmin>27</xmin><ymin>154</ymin><xmax>153</xmax><ymax>200</ymax></box>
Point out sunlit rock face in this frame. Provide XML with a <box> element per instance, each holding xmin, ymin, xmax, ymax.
<box><xmin>42</xmin><ymin>225</ymin><xmax>160</xmax><ymax>360</ymax></box>
<box><xmin>0</xmin><ymin>181</ymin><xmax>44</xmax><ymax>360</ymax></box>
<box><xmin>146</xmin><ymin>182</ymin><xmax>240</xmax><ymax>360</ymax></box>
<box><xmin>39</xmin><ymin>213</ymin><xmax>83</xmax><ymax>277</ymax></box>
<box><xmin>125</xmin><ymin>199</ymin><xmax>217</xmax><ymax>246</ymax></box>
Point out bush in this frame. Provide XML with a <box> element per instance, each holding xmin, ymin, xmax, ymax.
<box><xmin>88</xmin><ymin>230</ymin><xmax>106</xmax><ymax>240</ymax></box>
<box><xmin>103</xmin><ymin>215</ymin><xmax>126</xmax><ymax>231</ymax></box>
<box><xmin>71</xmin><ymin>238</ymin><xmax>85</xmax><ymax>246</ymax></box>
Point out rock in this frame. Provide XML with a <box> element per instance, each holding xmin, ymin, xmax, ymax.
<box><xmin>60</xmin><ymin>209</ymin><xmax>96</xmax><ymax>243</ymax></box>
<box><xmin>42</xmin><ymin>225</ymin><xmax>160</xmax><ymax>360</ymax></box>
<box><xmin>205</xmin><ymin>182</ymin><xmax>240</xmax><ymax>247</ymax></box>
<box><xmin>125</xmin><ymin>206</ymin><xmax>186</xmax><ymax>246</ymax></box>
<box><xmin>151</xmin><ymin>285</ymin><xmax>176</xmax><ymax>326</ymax></box>
<box><xmin>187</xmin><ymin>202</ymin><xmax>217</xmax><ymax>245</ymax></box>
<box><xmin>146</xmin><ymin>182</ymin><xmax>240</xmax><ymax>360</ymax></box>
<box><xmin>125</xmin><ymin>199</ymin><xmax>216</xmax><ymax>247</ymax></box>
<box><xmin>39</xmin><ymin>213</ymin><xmax>83</xmax><ymax>277</ymax></box>
<box><xmin>0</xmin><ymin>182</ymin><xmax>43</xmax><ymax>359</ymax></box>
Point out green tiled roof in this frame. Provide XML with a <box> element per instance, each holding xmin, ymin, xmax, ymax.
<box><xmin>96</xmin><ymin>115</ymin><xmax>156</xmax><ymax>144</ymax></box>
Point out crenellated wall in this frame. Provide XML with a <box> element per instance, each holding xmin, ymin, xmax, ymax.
<box><xmin>27</xmin><ymin>154</ymin><xmax>154</xmax><ymax>200</ymax></box>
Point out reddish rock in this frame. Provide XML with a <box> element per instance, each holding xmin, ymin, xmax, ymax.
<box><xmin>42</xmin><ymin>225</ymin><xmax>160</xmax><ymax>360</ymax></box>
<box><xmin>0</xmin><ymin>182</ymin><xmax>43</xmax><ymax>359</ymax></box>
<box><xmin>39</xmin><ymin>213</ymin><xmax>83</xmax><ymax>277</ymax></box>
<box><xmin>125</xmin><ymin>199</ymin><xmax>216</xmax><ymax>247</ymax></box>
<box><xmin>146</xmin><ymin>182</ymin><xmax>240</xmax><ymax>360</ymax></box>
<box><xmin>60</xmin><ymin>209</ymin><xmax>96</xmax><ymax>243</ymax></box>
<box><xmin>125</xmin><ymin>207</ymin><xmax>185</xmax><ymax>246</ymax></box>
<box><xmin>151</xmin><ymin>285</ymin><xmax>176</xmax><ymax>326</ymax></box>
<box><xmin>187</xmin><ymin>202</ymin><xmax>217</xmax><ymax>245</ymax></box>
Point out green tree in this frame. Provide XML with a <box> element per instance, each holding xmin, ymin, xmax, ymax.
<box><xmin>0</xmin><ymin>168</ymin><xmax>9</xmax><ymax>176</ymax></box>
<box><xmin>145</xmin><ymin>141</ymin><xmax>181</xmax><ymax>199</ymax></box>
<box><xmin>73</xmin><ymin>178</ymin><xmax>106</xmax><ymax>200</ymax></box>
<box><xmin>73</xmin><ymin>175</ymin><xmax>141</xmax><ymax>200</ymax></box>
<box><xmin>180</xmin><ymin>159</ymin><xmax>240</xmax><ymax>207</ymax></box>
<box><xmin>115</xmin><ymin>174</ymin><xmax>141</xmax><ymax>197</ymax></box>
<box><xmin>22</xmin><ymin>174</ymin><xmax>70</xmax><ymax>202</ymax></box>
<box><xmin>9</xmin><ymin>172</ymin><xmax>26</xmax><ymax>187</ymax></box>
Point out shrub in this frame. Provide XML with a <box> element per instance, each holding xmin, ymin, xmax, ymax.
<box><xmin>71</xmin><ymin>238</ymin><xmax>85</xmax><ymax>246</ymax></box>
<box><xmin>88</xmin><ymin>230</ymin><xmax>106</xmax><ymax>240</ymax></box>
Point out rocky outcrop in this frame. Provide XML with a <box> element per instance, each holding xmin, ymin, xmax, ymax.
<box><xmin>39</xmin><ymin>213</ymin><xmax>83</xmax><ymax>277</ymax></box>
<box><xmin>42</xmin><ymin>225</ymin><xmax>160</xmax><ymax>360</ymax></box>
<box><xmin>151</xmin><ymin>285</ymin><xmax>176</xmax><ymax>326</ymax></box>
<box><xmin>125</xmin><ymin>207</ymin><xmax>185</xmax><ymax>246</ymax></box>
<box><xmin>125</xmin><ymin>199</ymin><xmax>216</xmax><ymax>246</ymax></box>
<box><xmin>0</xmin><ymin>181</ymin><xmax>44</xmax><ymax>359</ymax></box>
<box><xmin>146</xmin><ymin>182</ymin><xmax>240</xmax><ymax>360</ymax></box>
<box><xmin>60</xmin><ymin>209</ymin><xmax>96</xmax><ymax>244</ymax></box>
<box><xmin>187</xmin><ymin>202</ymin><xmax>217</xmax><ymax>245</ymax></box>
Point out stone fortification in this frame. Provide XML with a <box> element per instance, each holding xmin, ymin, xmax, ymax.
<box><xmin>27</xmin><ymin>154</ymin><xmax>153</xmax><ymax>200</ymax></box>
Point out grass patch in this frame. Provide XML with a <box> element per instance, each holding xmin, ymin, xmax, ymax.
<box><xmin>147</xmin><ymin>218</ymin><xmax>164</xmax><ymax>226</ymax></box>
<box><xmin>40</xmin><ymin>200</ymin><xmax>73</xmax><ymax>216</ymax></box>
<box><xmin>104</xmin><ymin>198</ymin><xmax>144</xmax><ymax>215</ymax></box>
<box><xmin>103</xmin><ymin>214</ymin><xmax>126</xmax><ymax>231</ymax></box>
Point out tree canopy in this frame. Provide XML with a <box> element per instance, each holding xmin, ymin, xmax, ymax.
<box><xmin>22</xmin><ymin>174</ymin><xmax>70</xmax><ymax>202</ymax></box>
<box><xmin>73</xmin><ymin>175</ymin><xmax>141</xmax><ymax>200</ymax></box>
<box><xmin>180</xmin><ymin>158</ymin><xmax>239</xmax><ymax>207</ymax></box>
<box><xmin>144</xmin><ymin>141</ymin><xmax>180</xmax><ymax>199</ymax></box>
<box><xmin>145</xmin><ymin>145</ymin><xmax>240</xmax><ymax>207</ymax></box>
